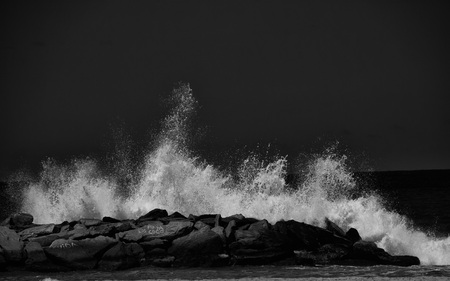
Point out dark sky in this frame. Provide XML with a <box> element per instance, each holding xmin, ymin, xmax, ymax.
<box><xmin>1</xmin><ymin>0</ymin><xmax>449</xmax><ymax>178</ymax></box>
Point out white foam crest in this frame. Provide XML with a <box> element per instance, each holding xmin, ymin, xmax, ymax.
<box><xmin>22</xmin><ymin>159</ymin><xmax>123</xmax><ymax>223</ymax></box>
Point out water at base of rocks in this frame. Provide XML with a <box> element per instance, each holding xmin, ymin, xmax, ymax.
<box><xmin>1</xmin><ymin>265</ymin><xmax>450</xmax><ymax>280</ymax></box>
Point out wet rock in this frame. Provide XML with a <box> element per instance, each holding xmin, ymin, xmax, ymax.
<box><xmin>98</xmin><ymin>242</ymin><xmax>144</xmax><ymax>270</ymax></box>
<box><xmin>294</xmin><ymin>243</ymin><xmax>350</xmax><ymax>265</ymax></box>
<box><xmin>24</xmin><ymin>242</ymin><xmax>47</xmax><ymax>265</ymax></box>
<box><xmin>152</xmin><ymin>255</ymin><xmax>175</xmax><ymax>267</ymax></box>
<box><xmin>212</xmin><ymin>226</ymin><xmax>226</xmax><ymax>244</ymax></box>
<box><xmin>275</xmin><ymin>220</ymin><xmax>351</xmax><ymax>251</ymax></box>
<box><xmin>137</xmin><ymin>209</ymin><xmax>168</xmax><ymax>222</ymax></box>
<box><xmin>168</xmin><ymin>227</ymin><xmax>223</xmax><ymax>266</ymax></box>
<box><xmin>194</xmin><ymin>220</ymin><xmax>210</xmax><ymax>230</ymax></box>
<box><xmin>0</xmin><ymin>226</ymin><xmax>24</xmax><ymax>262</ymax></box>
<box><xmin>225</xmin><ymin>220</ymin><xmax>237</xmax><ymax>240</ymax></box>
<box><xmin>20</xmin><ymin>224</ymin><xmax>55</xmax><ymax>240</ymax></box>
<box><xmin>102</xmin><ymin>216</ymin><xmax>121</xmax><ymax>223</ymax></box>
<box><xmin>80</xmin><ymin>219</ymin><xmax>102</xmax><ymax>227</ymax></box>
<box><xmin>345</xmin><ymin>240</ymin><xmax>420</xmax><ymax>266</ymax></box>
<box><xmin>345</xmin><ymin>228</ymin><xmax>362</xmax><ymax>244</ymax></box>
<box><xmin>194</xmin><ymin>214</ymin><xmax>221</xmax><ymax>227</ymax></box>
<box><xmin>44</xmin><ymin>236</ymin><xmax>117</xmax><ymax>269</ymax></box>
<box><xmin>324</xmin><ymin>218</ymin><xmax>346</xmax><ymax>237</ymax></box>
<box><xmin>29</xmin><ymin>234</ymin><xmax>61</xmax><ymax>247</ymax></box>
<box><xmin>118</xmin><ymin>220</ymin><xmax>192</xmax><ymax>242</ymax></box>
<box><xmin>69</xmin><ymin>224</ymin><xmax>91</xmax><ymax>240</ymax></box>
<box><xmin>11</xmin><ymin>213</ymin><xmax>33</xmax><ymax>228</ymax></box>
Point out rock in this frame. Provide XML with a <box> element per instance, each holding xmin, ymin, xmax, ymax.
<box><xmin>69</xmin><ymin>224</ymin><xmax>90</xmax><ymax>240</ymax></box>
<box><xmin>80</xmin><ymin>219</ymin><xmax>102</xmax><ymax>227</ymax></box>
<box><xmin>275</xmin><ymin>220</ymin><xmax>351</xmax><ymax>251</ymax></box>
<box><xmin>195</xmin><ymin>214</ymin><xmax>221</xmax><ymax>227</ymax></box>
<box><xmin>211</xmin><ymin>226</ymin><xmax>226</xmax><ymax>244</ymax></box>
<box><xmin>345</xmin><ymin>228</ymin><xmax>362</xmax><ymax>244</ymax></box>
<box><xmin>98</xmin><ymin>242</ymin><xmax>144</xmax><ymax>270</ymax></box>
<box><xmin>194</xmin><ymin>220</ymin><xmax>210</xmax><ymax>230</ymax></box>
<box><xmin>232</xmin><ymin>247</ymin><xmax>293</xmax><ymax>265</ymax></box>
<box><xmin>345</xmin><ymin>240</ymin><xmax>420</xmax><ymax>266</ymax></box>
<box><xmin>294</xmin><ymin>243</ymin><xmax>350</xmax><ymax>266</ymax></box>
<box><xmin>24</xmin><ymin>241</ymin><xmax>47</xmax><ymax>264</ymax></box>
<box><xmin>139</xmin><ymin>239</ymin><xmax>168</xmax><ymax>252</ymax></box>
<box><xmin>118</xmin><ymin>220</ymin><xmax>192</xmax><ymax>242</ymax></box>
<box><xmin>44</xmin><ymin>236</ymin><xmax>117</xmax><ymax>269</ymax></box>
<box><xmin>102</xmin><ymin>216</ymin><xmax>121</xmax><ymax>223</ymax></box>
<box><xmin>20</xmin><ymin>224</ymin><xmax>55</xmax><ymax>240</ymax></box>
<box><xmin>29</xmin><ymin>234</ymin><xmax>61</xmax><ymax>247</ymax></box>
<box><xmin>11</xmin><ymin>213</ymin><xmax>33</xmax><ymax>228</ymax></box>
<box><xmin>152</xmin><ymin>255</ymin><xmax>175</xmax><ymax>267</ymax></box>
<box><xmin>168</xmin><ymin>227</ymin><xmax>223</xmax><ymax>266</ymax></box>
<box><xmin>0</xmin><ymin>226</ymin><xmax>24</xmax><ymax>262</ymax></box>
<box><xmin>225</xmin><ymin>220</ymin><xmax>237</xmax><ymax>240</ymax></box>
<box><xmin>137</xmin><ymin>209</ymin><xmax>168</xmax><ymax>222</ymax></box>
<box><xmin>248</xmin><ymin>220</ymin><xmax>271</xmax><ymax>232</ymax></box>
<box><xmin>324</xmin><ymin>218</ymin><xmax>346</xmax><ymax>237</ymax></box>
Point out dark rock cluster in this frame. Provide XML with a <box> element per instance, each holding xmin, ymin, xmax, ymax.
<box><xmin>0</xmin><ymin>210</ymin><xmax>420</xmax><ymax>272</ymax></box>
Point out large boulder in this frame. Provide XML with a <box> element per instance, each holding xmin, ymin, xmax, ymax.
<box><xmin>168</xmin><ymin>227</ymin><xmax>224</xmax><ymax>266</ymax></box>
<box><xmin>98</xmin><ymin>242</ymin><xmax>144</xmax><ymax>270</ymax></box>
<box><xmin>344</xmin><ymin>240</ymin><xmax>420</xmax><ymax>266</ymax></box>
<box><xmin>274</xmin><ymin>220</ymin><xmax>351</xmax><ymax>251</ymax></box>
<box><xmin>118</xmin><ymin>220</ymin><xmax>192</xmax><ymax>242</ymax></box>
<box><xmin>20</xmin><ymin>224</ymin><xmax>56</xmax><ymax>240</ymax></box>
<box><xmin>0</xmin><ymin>226</ymin><xmax>24</xmax><ymax>262</ymax></box>
<box><xmin>324</xmin><ymin>218</ymin><xmax>346</xmax><ymax>237</ymax></box>
<box><xmin>345</xmin><ymin>228</ymin><xmax>362</xmax><ymax>244</ymax></box>
<box><xmin>29</xmin><ymin>234</ymin><xmax>62</xmax><ymax>247</ymax></box>
<box><xmin>137</xmin><ymin>209</ymin><xmax>168</xmax><ymax>222</ymax></box>
<box><xmin>11</xmin><ymin>213</ymin><xmax>34</xmax><ymax>228</ymax></box>
<box><xmin>44</xmin><ymin>236</ymin><xmax>117</xmax><ymax>269</ymax></box>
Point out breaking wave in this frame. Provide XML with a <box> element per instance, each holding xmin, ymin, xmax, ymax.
<box><xmin>18</xmin><ymin>84</ymin><xmax>450</xmax><ymax>265</ymax></box>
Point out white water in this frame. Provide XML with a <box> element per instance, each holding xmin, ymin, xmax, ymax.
<box><xmin>20</xmin><ymin>84</ymin><xmax>450</xmax><ymax>265</ymax></box>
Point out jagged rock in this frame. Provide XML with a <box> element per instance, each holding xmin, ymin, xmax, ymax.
<box><xmin>212</xmin><ymin>226</ymin><xmax>226</xmax><ymax>244</ymax></box>
<box><xmin>274</xmin><ymin>220</ymin><xmax>351</xmax><ymax>251</ymax></box>
<box><xmin>324</xmin><ymin>218</ymin><xmax>346</xmax><ymax>237</ymax></box>
<box><xmin>194</xmin><ymin>220</ymin><xmax>210</xmax><ymax>230</ymax></box>
<box><xmin>80</xmin><ymin>219</ymin><xmax>102</xmax><ymax>227</ymax></box>
<box><xmin>20</xmin><ymin>224</ymin><xmax>55</xmax><ymax>240</ymax></box>
<box><xmin>25</xmin><ymin>242</ymin><xmax>47</xmax><ymax>263</ymax></box>
<box><xmin>29</xmin><ymin>234</ymin><xmax>61</xmax><ymax>247</ymax></box>
<box><xmin>118</xmin><ymin>220</ymin><xmax>192</xmax><ymax>242</ymax></box>
<box><xmin>44</xmin><ymin>236</ymin><xmax>117</xmax><ymax>269</ymax></box>
<box><xmin>0</xmin><ymin>226</ymin><xmax>23</xmax><ymax>262</ymax></box>
<box><xmin>345</xmin><ymin>228</ymin><xmax>362</xmax><ymax>244</ymax></box>
<box><xmin>11</xmin><ymin>213</ymin><xmax>34</xmax><ymax>228</ymax></box>
<box><xmin>168</xmin><ymin>227</ymin><xmax>223</xmax><ymax>266</ymax></box>
<box><xmin>102</xmin><ymin>217</ymin><xmax>121</xmax><ymax>223</ymax></box>
<box><xmin>248</xmin><ymin>219</ymin><xmax>271</xmax><ymax>232</ymax></box>
<box><xmin>137</xmin><ymin>209</ymin><xmax>168</xmax><ymax>222</ymax></box>
<box><xmin>194</xmin><ymin>214</ymin><xmax>222</xmax><ymax>227</ymax></box>
<box><xmin>139</xmin><ymin>239</ymin><xmax>168</xmax><ymax>252</ymax></box>
<box><xmin>69</xmin><ymin>224</ymin><xmax>91</xmax><ymax>240</ymax></box>
<box><xmin>345</xmin><ymin>240</ymin><xmax>420</xmax><ymax>266</ymax></box>
<box><xmin>152</xmin><ymin>255</ymin><xmax>175</xmax><ymax>267</ymax></box>
<box><xmin>225</xmin><ymin>220</ymin><xmax>237</xmax><ymax>240</ymax></box>
<box><xmin>98</xmin><ymin>242</ymin><xmax>144</xmax><ymax>270</ymax></box>
<box><xmin>232</xmin><ymin>247</ymin><xmax>293</xmax><ymax>265</ymax></box>
<box><xmin>294</xmin><ymin>243</ymin><xmax>350</xmax><ymax>265</ymax></box>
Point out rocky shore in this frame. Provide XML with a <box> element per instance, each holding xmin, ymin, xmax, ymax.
<box><xmin>0</xmin><ymin>210</ymin><xmax>420</xmax><ymax>272</ymax></box>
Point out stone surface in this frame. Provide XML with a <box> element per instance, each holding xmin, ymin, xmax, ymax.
<box><xmin>138</xmin><ymin>208</ymin><xmax>168</xmax><ymax>221</ymax></box>
<box><xmin>324</xmin><ymin>218</ymin><xmax>346</xmax><ymax>237</ymax></box>
<box><xmin>345</xmin><ymin>228</ymin><xmax>362</xmax><ymax>244</ymax></box>
<box><xmin>168</xmin><ymin>227</ymin><xmax>223</xmax><ymax>266</ymax></box>
<box><xmin>11</xmin><ymin>213</ymin><xmax>33</xmax><ymax>228</ymax></box>
<box><xmin>20</xmin><ymin>224</ymin><xmax>55</xmax><ymax>240</ymax></box>
<box><xmin>80</xmin><ymin>219</ymin><xmax>102</xmax><ymax>227</ymax></box>
<box><xmin>24</xmin><ymin>241</ymin><xmax>47</xmax><ymax>264</ymax></box>
<box><xmin>29</xmin><ymin>234</ymin><xmax>61</xmax><ymax>247</ymax></box>
<box><xmin>118</xmin><ymin>220</ymin><xmax>192</xmax><ymax>242</ymax></box>
<box><xmin>44</xmin><ymin>236</ymin><xmax>117</xmax><ymax>269</ymax></box>
<box><xmin>0</xmin><ymin>226</ymin><xmax>23</xmax><ymax>262</ymax></box>
<box><xmin>98</xmin><ymin>242</ymin><xmax>144</xmax><ymax>270</ymax></box>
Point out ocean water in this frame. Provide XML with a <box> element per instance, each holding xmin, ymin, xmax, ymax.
<box><xmin>1</xmin><ymin>84</ymin><xmax>449</xmax><ymax>280</ymax></box>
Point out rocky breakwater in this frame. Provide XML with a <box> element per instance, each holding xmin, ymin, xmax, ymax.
<box><xmin>0</xmin><ymin>210</ymin><xmax>420</xmax><ymax>272</ymax></box>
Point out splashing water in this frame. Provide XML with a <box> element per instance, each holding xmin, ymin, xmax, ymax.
<box><xmin>19</xmin><ymin>83</ymin><xmax>450</xmax><ymax>265</ymax></box>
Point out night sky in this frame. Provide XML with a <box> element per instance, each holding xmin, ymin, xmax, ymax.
<box><xmin>1</xmin><ymin>0</ymin><xmax>449</xmax><ymax>179</ymax></box>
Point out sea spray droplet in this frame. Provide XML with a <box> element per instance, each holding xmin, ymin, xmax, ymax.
<box><xmin>18</xmin><ymin>83</ymin><xmax>450</xmax><ymax>265</ymax></box>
